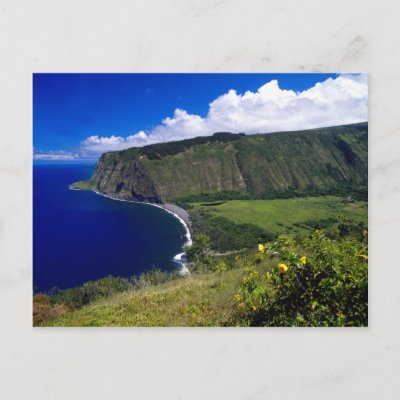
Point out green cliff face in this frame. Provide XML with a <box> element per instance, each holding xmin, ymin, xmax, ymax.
<box><xmin>91</xmin><ymin>156</ymin><xmax>162</xmax><ymax>202</ymax></box>
<box><xmin>80</xmin><ymin>123</ymin><xmax>367</xmax><ymax>203</ymax></box>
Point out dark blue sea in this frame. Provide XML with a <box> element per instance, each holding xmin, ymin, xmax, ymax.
<box><xmin>33</xmin><ymin>162</ymin><xmax>187</xmax><ymax>293</ymax></box>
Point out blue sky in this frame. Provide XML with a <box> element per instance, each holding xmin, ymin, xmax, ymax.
<box><xmin>33</xmin><ymin>73</ymin><xmax>367</xmax><ymax>160</ymax></box>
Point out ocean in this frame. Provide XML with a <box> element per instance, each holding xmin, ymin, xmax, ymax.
<box><xmin>33</xmin><ymin>162</ymin><xmax>187</xmax><ymax>293</ymax></box>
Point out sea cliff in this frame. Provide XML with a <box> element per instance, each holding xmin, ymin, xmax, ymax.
<box><xmin>73</xmin><ymin>123</ymin><xmax>368</xmax><ymax>203</ymax></box>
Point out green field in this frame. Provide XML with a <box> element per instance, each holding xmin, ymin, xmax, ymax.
<box><xmin>189</xmin><ymin>196</ymin><xmax>367</xmax><ymax>251</ymax></box>
<box><xmin>193</xmin><ymin>196</ymin><xmax>367</xmax><ymax>233</ymax></box>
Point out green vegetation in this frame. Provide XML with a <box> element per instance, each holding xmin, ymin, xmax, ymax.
<box><xmin>34</xmin><ymin>269</ymin><xmax>180</xmax><ymax>326</ymax></box>
<box><xmin>40</xmin><ymin>270</ymin><xmax>242</xmax><ymax>327</ymax></box>
<box><xmin>138</xmin><ymin>132</ymin><xmax>245</xmax><ymax>160</ymax></box>
<box><xmin>49</xmin><ymin>276</ymin><xmax>132</xmax><ymax>308</ymax></box>
<box><xmin>33</xmin><ymin>293</ymin><xmax>73</xmax><ymax>326</ymax></box>
<box><xmin>184</xmin><ymin>233</ymin><xmax>212</xmax><ymax>263</ymax></box>
<box><xmin>46</xmin><ymin>270</ymin><xmax>179</xmax><ymax>309</ymax></box>
<box><xmin>71</xmin><ymin>180</ymin><xmax>96</xmax><ymax>190</ymax></box>
<box><xmin>37</xmin><ymin>224</ymin><xmax>367</xmax><ymax>327</ymax></box>
<box><xmin>172</xmin><ymin>185</ymin><xmax>367</xmax><ymax>203</ymax></box>
<box><xmin>235</xmin><ymin>230</ymin><xmax>368</xmax><ymax>327</ymax></box>
<box><xmin>80</xmin><ymin>123</ymin><xmax>367</xmax><ymax>202</ymax></box>
<box><xmin>189</xmin><ymin>196</ymin><xmax>367</xmax><ymax>251</ymax></box>
<box><xmin>191</xmin><ymin>212</ymin><xmax>277</xmax><ymax>252</ymax></box>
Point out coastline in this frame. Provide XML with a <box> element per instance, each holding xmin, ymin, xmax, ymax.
<box><xmin>150</xmin><ymin>203</ymin><xmax>192</xmax><ymax>277</ymax></box>
<box><xmin>70</xmin><ymin>186</ymin><xmax>192</xmax><ymax>275</ymax></box>
<box><xmin>154</xmin><ymin>203</ymin><xmax>192</xmax><ymax>240</ymax></box>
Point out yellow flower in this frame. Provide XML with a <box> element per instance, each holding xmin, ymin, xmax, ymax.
<box><xmin>258</xmin><ymin>244</ymin><xmax>265</xmax><ymax>253</ymax></box>
<box><xmin>265</xmin><ymin>272</ymin><xmax>272</xmax><ymax>280</ymax></box>
<box><xmin>233</xmin><ymin>294</ymin><xmax>241</xmax><ymax>302</ymax></box>
<box><xmin>277</xmin><ymin>263</ymin><xmax>288</xmax><ymax>273</ymax></box>
<box><xmin>250</xmin><ymin>271</ymin><xmax>259</xmax><ymax>279</ymax></box>
<box><xmin>238</xmin><ymin>302</ymin><xmax>246</xmax><ymax>310</ymax></box>
<box><xmin>251</xmin><ymin>305</ymin><xmax>257</xmax><ymax>311</ymax></box>
<box><xmin>358</xmin><ymin>254</ymin><xmax>368</xmax><ymax>260</ymax></box>
<box><xmin>234</xmin><ymin>255</ymin><xmax>241</xmax><ymax>261</ymax></box>
<box><xmin>300</xmin><ymin>256</ymin><xmax>307</xmax><ymax>265</ymax></box>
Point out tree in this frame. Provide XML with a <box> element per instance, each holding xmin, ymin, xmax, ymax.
<box><xmin>184</xmin><ymin>234</ymin><xmax>212</xmax><ymax>264</ymax></box>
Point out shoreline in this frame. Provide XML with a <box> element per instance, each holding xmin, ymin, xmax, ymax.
<box><xmin>70</xmin><ymin>186</ymin><xmax>192</xmax><ymax>275</ymax></box>
<box><xmin>155</xmin><ymin>203</ymin><xmax>192</xmax><ymax>238</ymax></box>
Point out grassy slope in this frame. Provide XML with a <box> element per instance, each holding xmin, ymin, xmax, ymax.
<box><xmin>191</xmin><ymin>196</ymin><xmax>367</xmax><ymax>236</ymax></box>
<box><xmin>153</xmin><ymin>126</ymin><xmax>367</xmax><ymax>201</ymax></box>
<box><xmin>232</xmin><ymin>127</ymin><xmax>367</xmax><ymax>195</ymax></box>
<box><xmin>142</xmin><ymin>142</ymin><xmax>246</xmax><ymax>200</ymax></box>
<box><xmin>42</xmin><ymin>263</ymin><xmax>271</xmax><ymax>327</ymax></box>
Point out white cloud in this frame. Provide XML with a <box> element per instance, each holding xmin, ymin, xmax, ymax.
<box><xmin>33</xmin><ymin>150</ymin><xmax>79</xmax><ymax>160</ymax></box>
<box><xmin>79</xmin><ymin>73</ymin><xmax>367</xmax><ymax>156</ymax></box>
<box><xmin>79</xmin><ymin>131</ymin><xmax>155</xmax><ymax>155</ymax></box>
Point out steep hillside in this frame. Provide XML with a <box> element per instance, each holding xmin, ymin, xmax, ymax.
<box><xmin>75</xmin><ymin>123</ymin><xmax>367</xmax><ymax>202</ymax></box>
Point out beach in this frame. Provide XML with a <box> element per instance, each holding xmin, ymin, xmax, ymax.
<box><xmin>159</xmin><ymin>203</ymin><xmax>192</xmax><ymax>235</ymax></box>
<box><xmin>122</xmin><ymin>200</ymin><xmax>193</xmax><ymax>276</ymax></box>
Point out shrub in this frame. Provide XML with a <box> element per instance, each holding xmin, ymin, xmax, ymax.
<box><xmin>184</xmin><ymin>233</ymin><xmax>212</xmax><ymax>263</ymax></box>
<box><xmin>131</xmin><ymin>268</ymin><xmax>179</xmax><ymax>289</ymax></box>
<box><xmin>191</xmin><ymin>210</ymin><xmax>277</xmax><ymax>251</ymax></box>
<box><xmin>33</xmin><ymin>293</ymin><xmax>52</xmax><ymax>325</ymax></box>
<box><xmin>50</xmin><ymin>276</ymin><xmax>132</xmax><ymax>308</ymax></box>
<box><xmin>33</xmin><ymin>293</ymin><xmax>74</xmax><ymax>326</ymax></box>
<box><xmin>234</xmin><ymin>230</ymin><xmax>368</xmax><ymax>326</ymax></box>
<box><xmin>337</xmin><ymin>215</ymin><xmax>367</xmax><ymax>241</ymax></box>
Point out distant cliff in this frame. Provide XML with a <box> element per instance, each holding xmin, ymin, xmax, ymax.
<box><xmin>73</xmin><ymin>123</ymin><xmax>368</xmax><ymax>202</ymax></box>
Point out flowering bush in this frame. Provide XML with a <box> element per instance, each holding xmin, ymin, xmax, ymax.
<box><xmin>234</xmin><ymin>230</ymin><xmax>368</xmax><ymax>326</ymax></box>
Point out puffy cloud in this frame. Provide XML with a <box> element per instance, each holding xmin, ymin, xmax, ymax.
<box><xmin>206</xmin><ymin>74</ymin><xmax>367</xmax><ymax>133</ymax></box>
<box><xmin>79</xmin><ymin>131</ymin><xmax>155</xmax><ymax>155</ymax></box>
<box><xmin>150</xmin><ymin>109</ymin><xmax>207</xmax><ymax>142</ymax></box>
<box><xmin>79</xmin><ymin>74</ymin><xmax>367</xmax><ymax>156</ymax></box>
<box><xmin>33</xmin><ymin>150</ymin><xmax>79</xmax><ymax>160</ymax></box>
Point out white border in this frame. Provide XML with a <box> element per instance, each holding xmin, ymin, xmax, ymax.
<box><xmin>1</xmin><ymin>1</ymin><xmax>399</xmax><ymax>398</ymax></box>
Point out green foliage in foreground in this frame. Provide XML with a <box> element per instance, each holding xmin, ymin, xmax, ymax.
<box><xmin>234</xmin><ymin>230</ymin><xmax>368</xmax><ymax>327</ymax></box>
<box><xmin>49</xmin><ymin>270</ymin><xmax>179</xmax><ymax>309</ymax></box>
<box><xmin>50</xmin><ymin>276</ymin><xmax>132</xmax><ymax>308</ymax></box>
<box><xmin>40</xmin><ymin>224</ymin><xmax>368</xmax><ymax>327</ymax></box>
<box><xmin>42</xmin><ymin>269</ymin><xmax>246</xmax><ymax>327</ymax></box>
